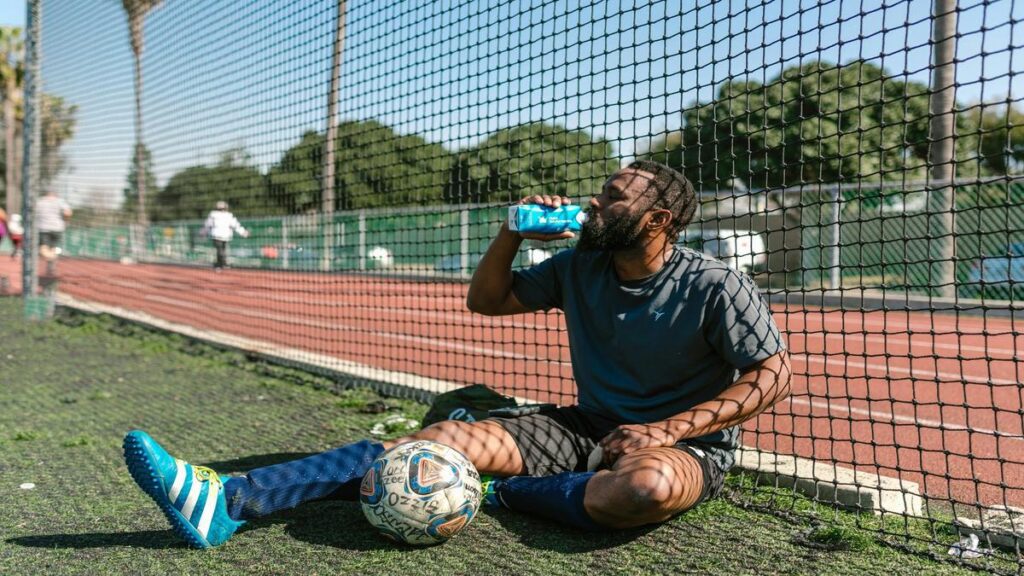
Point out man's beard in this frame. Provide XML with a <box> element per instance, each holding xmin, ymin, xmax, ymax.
<box><xmin>576</xmin><ymin>210</ymin><xmax>646</xmax><ymax>251</ymax></box>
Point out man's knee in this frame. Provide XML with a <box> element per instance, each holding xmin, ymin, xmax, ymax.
<box><xmin>588</xmin><ymin>453</ymin><xmax>705</xmax><ymax>526</ymax></box>
<box><xmin>612</xmin><ymin>464</ymin><xmax>682</xmax><ymax>518</ymax></box>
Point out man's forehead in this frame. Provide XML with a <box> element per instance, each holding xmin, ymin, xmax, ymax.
<box><xmin>605</xmin><ymin>168</ymin><xmax>655</xmax><ymax>193</ymax></box>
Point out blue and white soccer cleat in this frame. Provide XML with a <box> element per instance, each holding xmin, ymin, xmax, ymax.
<box><xmin>123</xmin><ymin>430</ymin><xmax>244</xmax><ymax>548</ymax></box>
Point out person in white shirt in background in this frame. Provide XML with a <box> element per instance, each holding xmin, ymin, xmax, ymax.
<box><xmin>201</xmin><ymin>201</ymin><xmax>248</xmax><ymax>271</ymax></box>
<box><xmin>36</xmin><ymin>190</ymin><xmax>73</xmax><ymax>261</ymax></box>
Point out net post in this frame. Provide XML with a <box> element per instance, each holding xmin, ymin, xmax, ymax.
<box><xmin>21</xmin><ymin>0</ymin><xmax>41</xmax><ymax>317</ymax></box>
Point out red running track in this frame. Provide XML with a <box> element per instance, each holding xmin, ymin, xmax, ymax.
<box><xmin>34</xmin><ymin>258</ymin><xmax>1024</xmax><ymax>508</ymax></box>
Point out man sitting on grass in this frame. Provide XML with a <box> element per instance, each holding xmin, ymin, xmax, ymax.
<box><xmin>123</xmin><ymin>160</ymin><xmax>790</xmax><ymax>548</ymax></box>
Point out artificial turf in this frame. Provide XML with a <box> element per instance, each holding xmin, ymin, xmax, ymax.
<box><xmin>0</xmin><ymin>298</ymin><xmax>1007</xmax><ymax>575</ymax></box>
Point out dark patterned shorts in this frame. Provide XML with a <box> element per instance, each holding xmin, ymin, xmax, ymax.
<box><xmin>489</xmin><ymin>405</ymin><xmax>728</xmax><ymax>504</ymax></box>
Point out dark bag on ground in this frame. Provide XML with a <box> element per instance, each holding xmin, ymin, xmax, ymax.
<box><xmin>421</xmin><ymin>384</ymin><xmax>519</xmax><ymax>427</ymax></box>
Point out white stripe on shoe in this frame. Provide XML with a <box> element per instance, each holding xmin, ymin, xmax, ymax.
<box><xmin>169</xmin><ymin>459</ymin><xmax>186</xmax><ymax>501</ymax></box>
<box><xmin>196</xmin><ymin>480</ymin><xmax>219</xmax><ymax>538</ymax></box>
<box><xmin>180</xmin><ymin>467</ymin><xmax>202</xmax><ymax>519</ymax></box>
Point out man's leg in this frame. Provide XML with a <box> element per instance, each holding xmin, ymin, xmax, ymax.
<box><xmin>225</xmin><ymin>419</ymin><xmax>524</xmax><ymax>519</ymax></box>
<box><xmin>51</xmin><ymin>232</ymin><xmax>63</xmax><ymax>256</ymax></box>
<box><xmin>213</xmin><ymin>240</ymin><xmax>226</xmax><ymax>268</ymax></box>
<box><xmin>39</xmin><ymin>232</ymin><xmax>55</xmax><ymax>261</ymax></box>
<box><xmin>409</xmin><ymin>419</ymin><xmax>525</xmax><ymax>476</ymax></box>
<box><xmin>584</xmin><ymin>447</ymin><xmax>707</xmax><ymax>528</ymax></box>
<box><xmin>489</xmin><ymin>446</ymin><xmax>712</xmax><ymax>531</ymax></box>
<box><xmin>124</xmin><ymin>419</ymin><xmax>524</xmax><ymax>547</ymax></box>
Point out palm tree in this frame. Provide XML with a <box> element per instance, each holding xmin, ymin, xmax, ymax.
<box><xmin>0</xmin><ymin>26</ymin><xmax>24</xmax><ymax>216</ymax></box>
<box><xmin>321</xmin><ymin>0</ymin><xmax>347</xmax><ymax>270</ymax></box>
<box><xmin>119</xmin><ymin>0</ymin><xmax>163</xmax><ymax>226</ymax></box>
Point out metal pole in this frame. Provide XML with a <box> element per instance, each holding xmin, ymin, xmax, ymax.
<box><xmin>460</xmin><ymin>208</ymin><xmax>469</xmax><ymax>275</ymax></box>
<box><xmin>358</xmin><ymin>209</ymin><xmax>366</xmax><ymax>271</ymax></box>
<box><xmin>21</xmin><ymin>0</ymin><xmax>41</xmax><ymax>305</ymax></box>
<box><xmin>830</xmin><ymin>187</ymin><xmax>841</xmax><ymax>290</ymax></box>
<box><xmin>321</xmin><ymin>0</ymin><xmax>347</xmax><ymax>271</ymax></box>
<box><xmin>928</xmin><ymin>0</ymin><xmax>958</xmax><ymax>299</ymax></box>
<box><xmin>281</xmin><ymin>216</ymin><xmax>289</xmax><ymax>269</ymax></box>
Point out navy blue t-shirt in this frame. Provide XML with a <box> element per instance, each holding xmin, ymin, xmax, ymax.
<box><xmin>511</xmin><ymin>247</ymin><xmax>785</xmax><ymax>457</ymax></box>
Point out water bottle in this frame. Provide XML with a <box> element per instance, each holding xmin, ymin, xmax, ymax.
<box><xmin>508</xmin><ymin>204</ymin><xmax>586</xmax><ymax>235</ymax></box>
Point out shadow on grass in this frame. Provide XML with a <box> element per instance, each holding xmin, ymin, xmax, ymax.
<box><xmin>7</xmin><ymin>499</ymin><xmax>662</xmax><ymax>554</ymax></box>
<box><xmin>478</xmin><ymin>507</ymin><xmax>659</xmax><ymax>552</ymax></box>
<box><xmin>7</xmin><ymin>529</ymin><xmax>190</xmax><ymax>550</ymax></box>
<box><xmin>278</xmin><ymin>501</ymin><xmax>409</xmax><ymax>551</ymax></box>
<box><xmin>200</xmin><ymin>452</ymin><xmax>316</xmax><ymax>474</ymax></box>
<box><xmin>282</xmin><ymin>500</ymin><xmax>657</xmax><ymax>553</ymax></box>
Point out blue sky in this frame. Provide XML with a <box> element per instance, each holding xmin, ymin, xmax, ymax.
<box><xmin>0</xmin><ymin>2</ymin><xmax>24</xmax><ymax>27</ymax></box>
<box><xmin>24</xmin><ymin>0</ymin><xmax>1024</xmax><ymax>208</ymax></box>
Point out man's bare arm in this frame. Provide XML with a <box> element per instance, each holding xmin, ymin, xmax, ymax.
<box><xmin>663</xmin><ymin>350</ymin><xmax>791</xmax><ymax>440</ymax></box>
<box><xmin>596</xmin><ymin>350</ymin><xmax>791</xmax><ymax>463</ymax></box>
<box><xmin>466</xmin><ymin>195</ymin><xmax>575</xmax><ymax>316</ymax></box>
<box><xmin>465</xmin><ymin>223</ymin><xmax>531</xmax><ymax>316</ymax></box>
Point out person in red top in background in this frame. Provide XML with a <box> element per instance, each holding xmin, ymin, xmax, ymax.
<box><xmin>6</xmin><ymin>213</ymin><xmax>24</xmax><ymax>259</ymax></box>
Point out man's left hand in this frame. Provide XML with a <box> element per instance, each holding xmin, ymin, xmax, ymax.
<box><xmin>598</xmin><ymin>423</ymin><xmax>676</xmax><ymax>465</ymax></box>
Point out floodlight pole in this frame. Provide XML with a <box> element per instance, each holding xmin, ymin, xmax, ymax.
<box><xmin>928</xmin><ymin>0</ymin><xmax>958</xmax><ymax>299</ymax></box>
<box><xmin>321</xmin><ymin>0</ymin><xmax>347</xmax><ymax>272</ymax></box>
<box><xmin>21</xmin><ymin>0</ymin><xmax>41</xmax><ymax>304</ymax></box>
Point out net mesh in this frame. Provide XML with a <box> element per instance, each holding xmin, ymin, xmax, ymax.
<box><xmin>6</xmin><ymin>0</ymin><xmax>1023</xmax><ymax>568</ymax></box>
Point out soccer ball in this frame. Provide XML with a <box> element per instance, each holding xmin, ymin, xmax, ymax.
<box><xmin>359</xmin><ymin>440</ymin><xmax>481</xmax><ymax>545</ymax></box>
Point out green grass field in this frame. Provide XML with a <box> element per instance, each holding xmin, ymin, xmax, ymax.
<box><xmin>0</xmin><ymin>297</ymin><xmax>1006</xmax><ymax>575</ymax></box>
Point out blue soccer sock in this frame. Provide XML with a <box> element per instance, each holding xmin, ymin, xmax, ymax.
<box><xmin>491</xmin><ymin>472</ymin><xmax>605</xmax><ymax>531</ymax></box>
<box><xmin>222</xmin><ymin>440</ymin><xmax>383</xmax><ymax>520</ymax></box>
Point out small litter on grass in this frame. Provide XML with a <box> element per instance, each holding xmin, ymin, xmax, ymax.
<box><xmin>19</xmin><ymin>483</ymin><xmax>35</xmax><ymax>490</ymax></box>
<box><xmin>947</xmin><ymin>533</ymin><xmax>993</xmax><ymax>559</ymax></box>
<box><xmin>360</xmin><ymin>400</ymin><xmax>391</xmax><ymax>414</ymax></box>
<box><xmin>370</xmin><ymin>414</ymin><xmax>419</xmax><ymax>437</ymax></box>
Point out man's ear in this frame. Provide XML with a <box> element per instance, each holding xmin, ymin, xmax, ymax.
<box><xmin>645</xmin><ymin>208</ymin><xmax>673</xmax><ymax>232</ymax></box>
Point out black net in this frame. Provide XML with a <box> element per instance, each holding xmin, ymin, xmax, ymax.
<box><xmin>6</xmin><ymin>0</ymin><xmax>1022</xmax><ymax>569</ymax></box>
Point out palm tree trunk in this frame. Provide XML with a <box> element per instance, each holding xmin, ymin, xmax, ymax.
<box><xmin>133</xmin><ymin>49</ymin><xmax>147</xmax><ymax>226</ymax></box>
<box><xmin>321</xmin><ymin>0</ymin><xmax>347</xmax><ymax>271</ymax></box>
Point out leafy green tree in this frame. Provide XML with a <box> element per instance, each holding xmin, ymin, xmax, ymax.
<box><xmin>268</xmin><ymin>120</ymin><xmax>452</xmax><ymax>212</ymax></box>
<box><xmin>40</xmin><ymin>94</ymin><xmax>78</xmax><ymax>187</ymax></box>
<box><xmin>445</xmin><ymin>122</ymin><xmax>618</xmax><ymax>203</ymax></box>
<box><xmin>0</xmin><ymin>26</ymin><xmax>23</xmax><ymax>215</ymax></box>
<box><xmin>151</xmin><ymin>149</ymin><xmax>273</xmax><ymax>221</ymax></box>
<box><xmin>1</xmin><ymin>92</ymin><xmax>78</xmax><ymax>211</ymax></box>
<box><xmin>959</xmin><ymin>103</ymin><xmax>1024</xmax><ymax>176</ymax></box>
<box><xmin>644</xmin><ymin>61</ymin><xmax>935</xmax><ymax>189</ymax></box>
